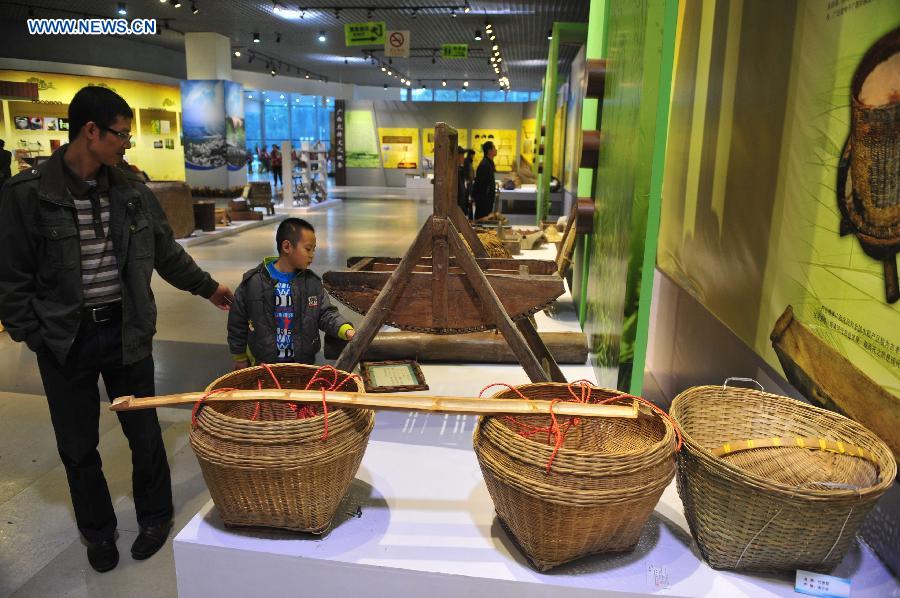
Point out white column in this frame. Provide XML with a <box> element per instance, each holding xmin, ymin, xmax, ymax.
<box><xmin>185</xmin><ymin>33</ymin><xmax>232</xmax><ymax>80</ymax></box>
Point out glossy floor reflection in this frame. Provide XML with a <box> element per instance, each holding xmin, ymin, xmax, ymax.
<box><xmin>0</xmin><ymin>197</ymin><xmax>439</xmax><ymax>598</ymax></box>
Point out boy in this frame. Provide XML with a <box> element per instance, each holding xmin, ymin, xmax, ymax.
<box><xmin>228</xmin><ymin>218</ymin><xmax>354</xmax><ymax>368</ymax></box>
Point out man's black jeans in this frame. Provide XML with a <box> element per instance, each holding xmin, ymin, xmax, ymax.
<box><xmin>35</xmin><ymin>302</ymin><xmax>173</xmax><ymax>544</ymax></box>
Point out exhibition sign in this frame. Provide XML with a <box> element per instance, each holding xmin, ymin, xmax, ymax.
<box><xmin>471</xmin><ymin>129</ymin><xmax>517</xmax><ymax>173</ymax></box>
<box><xmin>378</xmin><ymin>127</ymin><xmax>419</xmax><ymax>169</ymax></box>
<box><xmin>345</xmin><ymin>109</ymin><xmax>380</xmax><ymax>168</ymax></box>
<box><xmin>441</xmin><ymin>44</ymin><xmax>468</xmax><ymax>59</ymax></box>
<box><xmin>345</xmin><ymin>21</ymin><xmax>386</xmax><ymax>46</ymax></box>
<box><xmin>422</xmin><ymin>128</ymin><xmax>467</xmax><ymax>170</ymax></box>
<box><xmin>657</xmin><ymin>0</ymin><xmax>899</xmax><ymax>397</ymax></box>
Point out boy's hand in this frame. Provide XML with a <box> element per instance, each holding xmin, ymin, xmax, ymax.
<box><xmin>233</xmin><ymin>359</ymin><xmax>249</xmax><ymax>371</ymax></box>
<box><xmin>345</xmin><ymin>328</ymin><xmax>355</xmax><ymax>340</ymax></box>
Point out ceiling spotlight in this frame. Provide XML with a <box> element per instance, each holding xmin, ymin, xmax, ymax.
<box><xmin>450</xmin><ymin>8</ymin><xmax>456</xmax><ymax>18</ymax></box>
<box><xmin>387</xmin><ymin>70</ymin><xmax>392</xmax><ymax>76</ymax></box>
<box><xmin>547</xmin><ymin>29</ymin><xmax>553</xmax><ymax>40</ymax></box>
<box><xmin>474</xmin><ymin>30</ymin><xmax>482</xmax><ymax>41</ymax></box>
<box><xmin>253</xmin><ymin>32</ymin><xmax>260</xmax><ymax>43</ymax></box>
<box><xmin>305</xmin><ymin>72</ymin><xmax>310</xmax><ymax>79</ymax></box>
<box><xmin>381</xmin><ymin>66</ymin><xmax>386</xmax><ymax>72</ymax></box>
<box><xmin>173</xmin><ymin>0</ymin><xmax>182</xmax><ymax>7</ymax></box>
<box><xmin>489</xmin><ymin>33</ymin><xmax>496</xmax><ymax>41</ymax></box>
<box><xmin>494</xmin><ymin>50</ymin><xmax>500</xmax><ymax>56</ymax></box>
<box><xmin>383</xmin><ymin>83</ymin><xmax>388</xmax><ymax>90</ymax></box>
<box><xmin>248</xmin><ymin>95</ymin><xmax>253</xmax><ymax>99</ymax></box>
<box><xmin>421</xmin><ymin>82</ymin><xmax>426</xmax><ymax>89</ymax></box>
<box><xmin>367</xmin><ymin>8</ymin><xmax>373</xmax><ymax>19</ymax></box>
<box><xmin>463</xmin><ymin>80</ymin><xmax>469</xmax><ymax>87</ymax></box>
<box><xmin>159</xmin><ymin>0</ymin><xmax>167</xmax><ymax>3</ymax></box>
<box><xmin>490</xmin><ymin>56</ymin><xmax>496</xmax><ymax>63</ymax></box>
<box><xmin>192</xmin><ymin>2</ymin><xmax>199</xmax><ymax>14</ymax></box>
<box><xmin>318</xmin><ymin>31</ymin><xmax>327</xmax><ymax>42</ymax></box>
<box><xmin>400</xmin><ymin>77</ymin><xmax>406</xmax><ymax>83</ymax></box>
<box><xmin>276</xmin><ymin>33</ymin><xmax>281</xmax><ymax>43</ymax></box>
<box><xmin>248</xmin><ymin>53</ymin><xmax>254</xmax><ymax>63</ymax></box>
<box><xmin>117</xmin><ymin>2</ymin><xmax>127</xmax><ymax>16</ymax></box>
<box><xmin>411</xmin><ymin>8</ymin><xmax>417</xmax><ymax>19</ymax></box>
<box><xmin>344</xmin><ymin>57</ymin><xmax>348</xmax><ymax>64</ymax></box>
<box><xmin>388</xmin><ymin>58</ymin><xmax>392</xmax><ymax>65</ymax></box>
<box><xmin>233</xmin><ymin>49</ymin><xmax>241</xmax><ymax>57</ymax></box>
<box><xmin>464</xmin><ymin>0</ymin><xmax>471</xmax><ymax>13</ymax></box>
<box><xmin>405</xmin><ymin>80</ymin><xmax>411</xmax><ymax>86</ymax></box>
<box><xmin>492</xmin><ymin>44</ymin><xmax>499</xmax><ymax>51</ymax></box>
<box><xmin>333</xmin><ymin>8</ymin><xmax>341</xmax><ymax>19</ymax></box>
<box><xmin>279</xmin><ymin>94</ymin><xmax>284</xmax><ymax>99</ymax></box>
<box><xmin>270</xmin><ymin>68</ymin><xmax>276</xmax><ymax>76</ymax></box>
<box><xmin>497</xmin><ymin>57</ymin><xmax>502</xmax><ymax>62</ymax></box>
<box><xmin>485</xmin><ymin>21</ymin><xmax>492</xmax><ymax>31</ymax></box>
<box><xmin>441</xmin><ymin>80</ymin><xmax>447</xmax><ymax>87</ymax></box>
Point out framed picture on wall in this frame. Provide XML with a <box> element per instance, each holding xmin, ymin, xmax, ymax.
<box><xmin>164</xmin><ymin>138</ymin><xmax>175</xmax><ymax>150</ymax></box>
<box><xmin>58</xmin><ymin>118</ymin><xmax>69</xmax><ymax>131</ymax></box>
<box><xmin>153</xmin><ymin>140</ymin><xmax>163</xmax><ymax>149</ymax></box>
<box><xmin>28</xmin><ymin>117</ymin><xmax>43</xmax><ymax>130</ymax></box>
<box><xmin>44</xmin><ymin>117</ymin><xmax>58</xmax><ymax>131</ymax></box>
<box><xmin>14</xmin><ymin>117</ymin><xmax>29</xmax><ymax>130</ymax></box>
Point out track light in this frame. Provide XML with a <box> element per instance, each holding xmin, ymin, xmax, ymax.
<box><xmin>276</xmin><ymin>33</ymin><xmax>281</xmax><ymax>43</ymax></box>
<box><xmin>405</xmin><ymin>80</ymin><xmax>411</xmax><ymax>86</ymax></box>
<box><xmin>490</xmin><ymin>56</ymin><xmax>496</xmax><ymax>63</ymax></box>
<box><xmin>117</xmin><ymin>2</ymin><xmax>127</xmax><ymax>16</ymax></box>
<box><xmin>270</xmin><ymin>68</ymin><xmax>276</xmax><ymax>76</ymax></box>
<box><xmin>450</xmin><ymin>8</ymin><xmax>456</xmax><ymax>18</ymax></box>
<box><xmin>494</xmin><ymin>50</ymin><xmax>500</xmax><ymax>57</ymax></box>
<box><xmin>383</xmin><ymin>84</ymin><xmax>388</xmax><ymax>90</ymax></box>
<box><xmin>492</xmin><ymin>45</ymin><xmax>499</xmax><ymax>51</ymax></box>
<box><xmin>474</xmin><ymin>30</ymin><xmax>482</xmax><ymax>41</ymax></box>
<box><xmin>387</xmin><ymin>70</ymin><xmax>392</xmax><ymax>76</ymax></box>
<box><xmin>547</xmin><ymin>29</ymin><xmax>553</xmax><ymax>40</ymax></box>
<box><xmin>318</xmin><ymin>31</ymin><xmax>327</xmax><ymax>42</ymax></box>
<box><xmin>400</xmin><ymin>77</ymin><xmax>406</xmax><ymax>83</ymax></box>
<box><xmin>381</xmin><ymin>66</ymin><xmax>386</xmax><ymax>72</ymax></box>
<box><xmin>333</xmin><ymin>8</ymin><xmax>341</xmax><ymax>19</ymax></box>
<box><xmin>411</xmin><ymin>8</ymin><xmax>417</xmax><ymax>19</ymax></box>
<box><xmin>485</xmin><ymin>21</ymin><xmax>492</xmax><ymax>31</ymax></box>
<box><xmin>489</xmin><ymin>33</ymin><xmax>496</xmax><ymax>41</ymax></box>
<box><xmin>421</xmin><ymin>82</ymin><xmax>426</xmax><ymax>89</ymax></box>
<box><xmin>464</xmin><ymin>0</ymin><xmax>471</xmax><ymax>13</ymax></box>
<box><xmin>463</xmin><ymin>80</ymin><xmax>469</xmax><ymax>87</ymax></box>
<box><xmin>442</xmin><ymin>80</ymin><xmax>447</xmax><ymax>87</ymax></box>
<box><xmin>233</xmin><ymin>49</ymin><xmax>241</xmax><ymax>57</ymax></box>
<box><xmin>192</xmin><ymin>3</ymin><xmax>199</xmax><ymax>14</ymax></box>
<box><xmin>173</xmin><ymin>0</ymin><xmax>182</xmax><ymax>7</ymax></box>
<box><xmin>305</xmin><ymin>72</ymin><xmax>310</xmax><ymax>79</ymax></box>
<box><xmin>253</xmin><ymin>32</ymin><xmax>260</xmax><ymax>43</ymax></box>
<box><xmin>367</xmin><ymin>8</ymin><xmax>373</xmax><ymax>19</ymax></box>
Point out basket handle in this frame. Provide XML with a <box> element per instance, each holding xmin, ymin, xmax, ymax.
<box><xmin>712</xmin><ymin>435</ymin><xmax>877</xmax><ymax>465</ymax></box>
<box><xmin>723</xmin><ymin>377</ymin><xmax>764</xmax><ymax>391</ymax></box>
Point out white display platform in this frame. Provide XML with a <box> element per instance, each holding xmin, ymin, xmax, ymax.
<box><xmin>175</xmin><ymin>436</ymin><xmax>897</xmax><ymax>598</ymax></box>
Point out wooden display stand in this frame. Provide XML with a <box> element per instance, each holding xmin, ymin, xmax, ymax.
<box><xmin>330</xmin><ymin>123</ymin><xmax>566</xmax><ymax>383</ymax></box>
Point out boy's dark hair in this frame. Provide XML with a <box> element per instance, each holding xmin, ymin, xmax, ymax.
<box><xmin>457</xmin><ymin>146</ymin><xmax>466</xmax><ymax>155</ymax></box>
<box><xmin>68</xmin><ymin>86</ymin><xmax>133</xmax><ymax>143</ymax></box>
<box><xmin>276</xmin><ymin>218</ymin><xmax>315</xmax><ymax>253</ymax></box>
<box><xmin>481</xmin><ymin>140</ymin><xmax>495</xmax><ymax>154</ymax></box>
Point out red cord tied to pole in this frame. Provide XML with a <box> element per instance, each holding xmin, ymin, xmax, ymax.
<box><xmin>478</xmin><ymin>380</ymin><xmax>683</xmax><ymax>474</ymax></box>
<box><xmin>192</xmin><ymin>363</ymin><xmax>362</xmax><ymax>441</ymax></box>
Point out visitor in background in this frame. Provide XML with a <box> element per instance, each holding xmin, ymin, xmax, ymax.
<box><xmin>259</xmin><ymin>146</ymin><xmax>270</xmax><ymax>174</ymax></box>
<box><xmin>271</xmin><ymin>143</ymin><xmax>283</xmax><ymax>188</ymax></box>
<box><xmin>463</xmin><ymin>148</ymin><xmax>476</xmax><ymax>212</ymax></box>
<box><xmin>0</xmin><ymin>139</ymin><xmax>11</xmax><ymax>189</ymax></box>
<box><xmin>471</xmin><ymin>141</ymin><xmax>497</xmax><ymax>219</ymax></box>
<box><xmin>456</xmin><ymin>146</ymin><xmax>470</xmax><ymax>217</ymax></box>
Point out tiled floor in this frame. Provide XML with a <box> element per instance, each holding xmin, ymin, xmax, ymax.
<box><xmin>0</xmin><ymin>196</ymin><xmax>456</xmax><ymax>597</ymax></box>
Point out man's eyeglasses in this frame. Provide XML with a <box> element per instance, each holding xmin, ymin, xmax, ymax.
<box><xmin>99</xmin><ymin>126</ymin><xmax>133</xmax><ymax>144</ymax></box>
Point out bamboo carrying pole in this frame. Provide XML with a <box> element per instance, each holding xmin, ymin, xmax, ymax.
<box><xmin>110</xmin><ymin>389</ymin><xmax>639</xmax><ymax>419</ymax></box>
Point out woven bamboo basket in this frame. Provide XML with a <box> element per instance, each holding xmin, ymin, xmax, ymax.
<box><xmin>670</xmin><ymin>385</ymin><xmax>896</xmax><ymax>572</ymax></box>
<box><xmin>190</xmin><ymin>364</ymin><xmax>374</xmax><ymax>533</ymax></box>
<box><xmin>473</xmin><ymin>383</ymin><xmax>676</xmax><ymax>571</ymax></box>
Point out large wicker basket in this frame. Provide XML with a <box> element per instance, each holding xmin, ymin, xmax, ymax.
<box><xmin>190</xmin><ymin>364</ymin><xmax>374</xmax><ymax>533</ymax></box>
<box><xmin>670</xmin><ymin>385</ymin><xmax>896</xmax><ymax>572</ymax></box>
<box><xmin>473</xmin><ymin>383</ymin><xmax>676</xmax><ymax>571</ymax></box>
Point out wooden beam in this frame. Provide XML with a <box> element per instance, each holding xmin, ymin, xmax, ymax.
<box><xmin>445</xmin><ymin>220</ymin><xmax>551</xmax><ymax>382</ymax></box>
<box><xmin>363</xmin><ymin>331</ymin><xmax>588</xmax><ymax>364</ymax></box>
<box><xmin>431</xmin><ymin>217</ymin><xmax>449</xmax><ymax>327</ymax></box>
<box><xmin>516</xmin><ymin>318</ymin><xmax>567</xmax><ymax>382</ymax></box>
<box><xmin>110</xmin><ymin>389</ymin><xmax>639</xmax><ymax>419</ymax></box>
<box><xmin>349</xmin><ymin>257</ymin><xmax>375</xmax><ymax>272</ymax></box>
<box><xmin>335</xmin><ymin>216</ymin><xmax>435</xmax><ymax>373</ymax></box>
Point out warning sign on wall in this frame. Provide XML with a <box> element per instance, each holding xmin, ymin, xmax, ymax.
<box><xmin>385</xmin><ymin>30</ymin><xmax>410</xmax><ymax>58</ymax></box>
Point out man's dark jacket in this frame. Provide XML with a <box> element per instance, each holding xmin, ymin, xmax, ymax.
<box><xmin>471</xmin><ymin>156</ymin><xmax>496</xmax><ymax>219</ymax></box>
<box><xmin>227</xmin><ymin>259</ymin><xmax>346</xmax><ymax>365</ymax></box>
<box><xmin>0</xmin><ymin>145</ymin><xmax>218</xmax><ymax>365</ymax></box>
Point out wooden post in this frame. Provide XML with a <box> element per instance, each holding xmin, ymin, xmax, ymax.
<box><xmin>431</xmin><ymin>123</ymin><xmax>456</xmax><ymax>329</ymax></box>
<box><xmin>445</xmin><ymin>220</ymin><xmax>551</xmax><ymax>382</ymax></box>
<box><xmin>516</xmin><ymin>318</ymin><xmax>567</xmax><ymax>382</ymax></box>
<box><xmin>336</xmin><ymin>217</ymin><xmax>434</xmax><ymax>373</ymax></box>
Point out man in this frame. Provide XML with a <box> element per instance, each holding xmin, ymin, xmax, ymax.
<box><xmin>456</xmin><ymin>146</ymin><xmax>470</xmax><ymax>216</ymax></box>
<box><xmin>471</xmin><ymin>140</ymin><xmax>498</xmax><ymax>219</ymax></box>
<box><xmin>0</xmin><ymin>139</ymin><xmax>12</xmax><ymax>188</ymax></box>
<box><xmin>0</xmin><ymin>86</ymin><xmax>234</xmax><ymax>573</ymax></box>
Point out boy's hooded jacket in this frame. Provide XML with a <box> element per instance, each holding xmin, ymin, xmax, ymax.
<box><xmin>227</xmin><ymin>257</ymin><xmax>346</xmax><ymax>364</ymax></box>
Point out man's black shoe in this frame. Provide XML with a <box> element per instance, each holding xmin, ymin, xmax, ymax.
<box><xmin>131</xmin><ymin>520</ymin><xmax>173</xmax><ymax>560</ymax></box>
<box><xmin>86</xmin><ymin>538</ymin><xmax>119</xmax><ymax>573</ymax></box>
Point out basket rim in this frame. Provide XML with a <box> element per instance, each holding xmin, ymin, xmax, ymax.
<box><xmin>482</xmin><ymin>383</ymin><xmax>676</xmax><ymax>459</ymax></box>
<box><xmin>202</xmin><ymin>363</ymin><xmax>366</xmax><ymax>427</ymax></box>
<box><xmin>670</xmin><ymin>385</ymin><xmax>897</xmax><ymax>498</ymax></box>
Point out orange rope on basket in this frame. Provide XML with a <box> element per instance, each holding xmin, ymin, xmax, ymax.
<box><xmin>479</xmin><ymin>379</ymin><xmax>683</xmax><ymax>473</ymax></box>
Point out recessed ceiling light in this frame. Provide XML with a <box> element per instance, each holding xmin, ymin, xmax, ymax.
<box><xmin>233</xmin><ymin>49</ymin><xmax>241</xmax><ymax>57</ymax></box>
<box><xmin>253</xmin><ymin>32</ymin><xmax>260</xmax><ymax>43</ymax></box>
<box><xmin>441</xmin><ymin>80</ymin><xmax>447</xmax><ymax>87</ymax></box>
<box><xmin>318</xmin><ymin>31</ymin><xmax>327</xmax><ymax>42</ymax></box>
